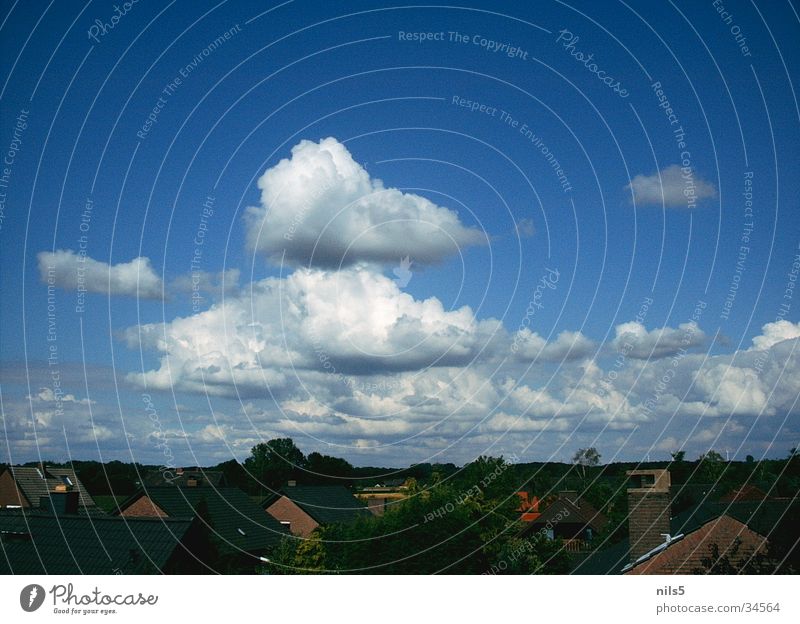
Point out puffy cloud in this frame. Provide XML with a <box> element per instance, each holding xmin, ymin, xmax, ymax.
<box><xmin>626</xmin><ymin>164</ymin><xmax>717</xmax><ymax>207</ymax></box>
<box><xmin>611</xmin><ymin>321</ymin><xmax>706</xmax><ymax>359</ymax></box>
<box><xmin>125</xmin><ymin>267</ymin><xmax>505</xmax><ymax>396</ymax></box>
<box><xmin>750</xmin><ymin>320</ymin><xmax>800</xmax><ymax>350</ymax></box>
<box><xmin>512</xmin><ymin>329</ymin><xmax>595</xmax><ymax>361</ymax></box>
<box><xmin>244</xmin><ymin>137</ymin><xmax>485</xmax><ymax>267</ymax></box>
<box><xmin>37</xmin><ymin>250</ymin><xmax>163</xmax><ymax>299</ymax></box>
<box><xmin>28</xmin><ymin>387</ymin><xmax>92</xmax><ymax>405</ymax></box>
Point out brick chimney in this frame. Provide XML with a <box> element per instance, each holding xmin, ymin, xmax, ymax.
<box><xmin>626</xmin><ymin>469</ymin><xmax>671</xmax><ymax>562</ymax></box>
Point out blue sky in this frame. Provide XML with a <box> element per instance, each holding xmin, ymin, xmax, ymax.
<box><xmin>1</xmin><ymin>0</ymin><xmax>798</xmax><ymax>468</ymax></box>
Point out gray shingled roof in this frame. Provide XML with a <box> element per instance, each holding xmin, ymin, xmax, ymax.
<box><xmin>118</xmin><ymin>486</ymin><xmax>288</xmax><ymax>554</ymax></box>
<box><xmin>272</xmin><ymin>485</ymin><xmax>371</xmax><ymax>525</ymax></box>
<box><xmin>5</xmin><ymin>466</ymin><xmax>96</xmax><ymax>509</ymax></box>
<box><xmin>0</xmin><ymin>509</ymin><xmax>193</xmax><ymax>574</ymax></box>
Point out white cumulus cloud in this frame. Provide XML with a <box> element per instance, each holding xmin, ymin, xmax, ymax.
<box><xmin>37</xmin><ymin>250</ymin><xmax>163</xmax><ymax>299</ymax></box>
<box><xmin>244</xmin><ymin>137</ymin><xmax>485</xmax><ymax>267</ymax></box>
<box><xmin>626</xmin><ymin>164</ymin><xmax>716</xmax><ymax>207</ymax></box>
<box><xmin>611</xmin><ymin>321</ymin><xmax>706</xmax><ymax>359</ymax></box>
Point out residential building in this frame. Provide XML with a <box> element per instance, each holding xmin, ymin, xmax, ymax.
<box><xmin>142</xmin><ymin>466</ymin><xmax>227</xmax><ymax>488</ymax></box>
<box><xmin>264</xmin><ymin>483</ymin><xmax>371</xmax><ymax>536</ymax></box>
<box><xmin>0</xmin><ymin>486</ymin><xmax>200</xmax><ymax>574</ymax></box>
<box><xmin>573</xmin><ymin>469</ymin><xmax>799</xmax><ymax>574</ymax></box>
<box><xmin>116</xmin><ymin>485</ymin><xmax>288</xmax><ymax>571</ymax></box>
<box><xmin>522</xmin><ymin>490</ymin><xmax>607</xmax><ymax>552</ymax></box>
<box><xmin>0</xmin><ymin>464</ymin><xmax>97</xmax><ymax>511</ymax></box>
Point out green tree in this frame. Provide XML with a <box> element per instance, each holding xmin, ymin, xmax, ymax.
<box><xmin>696</xmin><ymin>450</ymin><xmax>726</xmax><ymax>482</ymax></box>
<box><xmin>572</xmin><ymin>447</ymin><xmax>601</xmax><ymax>484</ymax></box>
<box><xmin>244</xmin><ymin>438</ymin><xmax>307</xmax><ymax>493</ymax></box>
<box><xmin>272</xmin><ymin>456</ymin><xmax>570</xmax><ymax>574</ymax></box>
<box><xmin>305</xmin><ymin>452</ymin><xmax>354</xmax><ymax>484</ymax></box>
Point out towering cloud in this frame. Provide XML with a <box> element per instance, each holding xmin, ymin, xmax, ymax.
<box><xmin>244</xmin><ymin>137</ymin><xmax>485</xmax><ymax>267</ymax></box>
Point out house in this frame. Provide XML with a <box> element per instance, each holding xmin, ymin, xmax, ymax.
<box><xmin>264</xmin><ymin>483</ymin><xmax>371</xmax><ymax>536</ymax></box>
<box><xmin>142</xmin><ymin>466</ymin><xmax>227</xmax><ymax>488</ymax></box>
<box><xmin>0</xmin><ymin>464</ymin><xmax>97</xmax><ymax>511</ymax></box>
<box><xmin>521</xmin><ymin>490</ymin><xmax>607</xmax><ymax>551</ymax></box>
<box><xmin>622</xmin><ymin>514</ymin><xmax>766</xmax><ymax>574</ymax></box>
<box><xmin>116</xmin><ymin>485</ymin><xmax>288</xmax><ymax>571</ymax></box>
<box><xmin>0</xmin><ymin>487</ymin><xmax>201</xmax><ymax>574</ymax></box>
<box><xmin>719</xmin><ymin>484</ymin><xmax>770</xmax><ymax>502</ymax></box>
<box><xmin>572</xmin><ymin>469</ymin><xmax>799</xmax><ymax>574</ymax></box>
<box><xmin>356</xmin><ymin>478</ymin><xmax>410</xmax><ymax>516</ymax></box>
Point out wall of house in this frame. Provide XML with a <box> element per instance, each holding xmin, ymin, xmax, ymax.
<box><xmin>0</xmin><ymin>470</ymin><xmax>29</xmax><ymax>507</ymax></box>
<box><xmin>120</xmin><ymin>495</ymin><xmax>168</xmax><ymax>518</ymax></box>
<box><xmin>266</xmin><ymin>496</ymin><xmax>319</xmax><ymax>537</ymax></box>
<box><xmin>625</xmin><ymin>515</ymin><xmax>767</xmax><ymax>574</ymax></box>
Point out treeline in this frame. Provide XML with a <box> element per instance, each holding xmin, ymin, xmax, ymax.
<box><xmin>5</xmin><ymin>443</ymin><xmax>799</xmax><ymax>507</ymax></box>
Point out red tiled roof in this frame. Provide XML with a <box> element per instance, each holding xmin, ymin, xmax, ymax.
<box><xmin>624</xmin><ymin>514</ymin><xmax>767</xmax><ymax>574</ymax></box>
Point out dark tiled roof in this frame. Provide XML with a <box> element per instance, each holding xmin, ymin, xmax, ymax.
<box><xmin>530</xmin><ymin>497</ymin><xmax>608</xmax><ymax>533</ymax></box>
<box><xmin>143</xmin><ymin>468</ymin><xmax>227</xmax><ymax>488</ymax></box>
<box><xmin>571</xmin><ymin>499</ymin><xmax>799</xmax><ymax>575</ymax></box>
<box><xmin>119</xmin><ymin>486</ymin><xmax>287</xmax><ymax>554</ymax></box>
<box><xmin>5</xmin><ymin>466</ymin><xmax>97</xmax><ymax>509</ymax></box>
<box><xmin>0</xmin><ymin>509</ymin><xmax>193</xmax><ymax>574</ymax></box>
<box><xmin>271</xmin><ymin>485</ymin><xmax>371</xmax><ymax>525</ymax></box>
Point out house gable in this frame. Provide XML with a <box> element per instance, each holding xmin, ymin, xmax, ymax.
<box><xmin>120</xmin><ymin>494</ymin><xmax>168</xmax><ymax>518</ymax></box>
<box><xmin>0</xmin><ymin>469</ymin><xmax>30</xmax><ymax>508</ymax></box>
<box><xmin>266</xmin><ymin>495</ymin><xmax>319</xmax><ymax>537</ymax></box>
<box><xmin>624</xmin><ymin>514</ymin><xmax>767</xmax><ymax>574</ymax></box>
